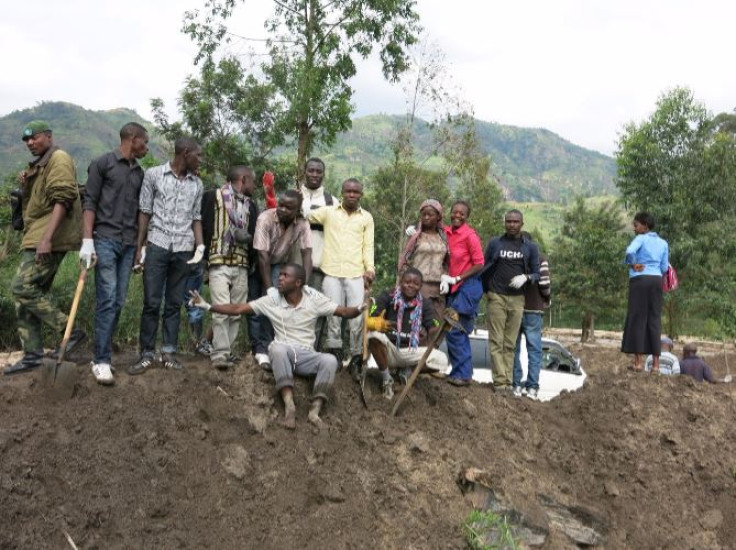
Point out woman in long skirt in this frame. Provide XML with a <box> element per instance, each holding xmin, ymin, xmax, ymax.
<box><xmin>621</xmin><ymin>212</ymin><xmax>669</xmax><ymax>371</ymax></box>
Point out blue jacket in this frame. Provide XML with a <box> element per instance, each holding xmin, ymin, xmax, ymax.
<box><xmin>481</xmin><ymin>234</ymin><xmax>540</xmax><ymax>293</ymax></box>
<box><xmin>624</xmin><ymin>232</ymin><xmax>668</xmax><ymax>278</ymax></box>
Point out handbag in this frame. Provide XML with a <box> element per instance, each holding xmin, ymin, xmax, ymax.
<box><xmin>662</xmin><ymin>264</ymin><xmax>679</xmax><ymax>292</ymax></box>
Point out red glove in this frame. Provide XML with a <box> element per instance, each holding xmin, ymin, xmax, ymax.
<box><xmin>263</xmin><ymin>171</ymin><xmax>276</xmax><ymax>209</ymax></box>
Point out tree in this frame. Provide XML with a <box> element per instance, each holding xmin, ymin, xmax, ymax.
<box><xmin>183</xmin><ymin>0</ymin><xmax>421</xmax><ymax>175</ymax></box>
<box><xmin>151</xmin><ymin>56</ymin><xmax>287</xmax><ymax>185</ymax></box>
<box><xmin>551</xmin><ymin>198</ymin><xmax>628</xmax><ymax>342</ymax></box>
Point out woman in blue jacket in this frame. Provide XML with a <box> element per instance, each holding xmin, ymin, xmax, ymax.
<box><xmin>621</xmin><ymin>212</ymin><xmax>669</xmax><ymax>372</ymax></box>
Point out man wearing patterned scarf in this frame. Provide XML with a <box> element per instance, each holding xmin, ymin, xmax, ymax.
<box><xmin>366</xmin><ymin>267</ymin><xmax>449</xmax><ymax>399</ymax></box>
<box><xmin>205</xmin><ymin>165</ymin><xmax>257</xmax><ymax>369</ymax></box>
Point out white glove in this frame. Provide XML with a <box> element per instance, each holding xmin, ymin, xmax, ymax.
<box><xmin>509</xmin><ymin>274</ymin><xmax>529</xmax><ymax>289</ymax></box>
<box><xmin>187</xmin><ymin>244</ymin><xmax>206</xmax><ymax>264</ymax></box>
<box><xmin>188</xmin><ymin>290</ymin><xmax>211</xmax><ymax>310</ymax></box>
<box><xmin>405</xmin><ymin>225</ymin><xmax>417</xmax><ymax>237</ymax></box>
<box><xmin>133</xmin><ymin>246</ymin><xmax>146</xmax><ymax>272</ymax></box>
<box><xmin>440</xmin><ymin>274</ymin><xmax>460</xmax><ymax>295</ymax></box>
<box><xmin>79</xmin><ymin>239</ymin><xmax>95</xmax><ymax>269</ymax></box>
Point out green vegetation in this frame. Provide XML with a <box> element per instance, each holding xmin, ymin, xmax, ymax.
<box><xmin>463</xmin><ymin>509</ymin><xmax>520</xmax><ymax>550</ymax></box>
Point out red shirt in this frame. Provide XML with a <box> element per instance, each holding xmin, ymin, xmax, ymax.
<box><xmin>444</xmin><ymin>223</ymin><xmax>484</xmax><ymax>293</ymax></box>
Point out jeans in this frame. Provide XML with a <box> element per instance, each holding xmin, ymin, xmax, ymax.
<box><xmin>445</xmin><ymin>291</ymin><xmax>477</xmax><ymax>381</ymax></box>
<box><xmin>139</xmin><ymin>243</ymin><xmax>192</xmax><ymax>356</ymax></box>
<box><xmin>513</xmin><ymin>311</ymin><xmax>543</xmax><ymax>390</ymax></box>
<box><xmin>253</xmin><ymin>264</ymin><xmax>282</xmax><ymax>353</ymax></box>
<box><xmin>246</xmin><ymin>269</ymin><xmax>266</xmax><ymax>354</ymax></box>
<box><xmin>183</xmin><ymin>262</ymin><xmax>205</xmax><ymax>326</ymax></box>
<box><xmin>93</xmin><ymin>238</ymin><xmax>136</xmax><ymax>364</ymax></box>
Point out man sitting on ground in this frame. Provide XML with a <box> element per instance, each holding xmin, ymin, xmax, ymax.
<box><xmin>680</xmin><ymin>343</ymin><xmax>717</xmax><ymax>383</ymax></box>
<box><xmin>645</xmin><ymin>336</ymin><xmax>680</xmax><ymax>375</ymax></box>
<box><xmin>189</xmin><ymin>263</ymin><xmax>366</xmax><ymax>429</ymax></box>
<box><xmin>367</xmin><ymin>268</ymin><xmax>448</xmax><ymax>399</ymax></box>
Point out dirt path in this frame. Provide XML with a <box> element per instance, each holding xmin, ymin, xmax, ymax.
<box><xmin>1</xmin><ymin>335</ymin><xmax>735</xmax><ymax>549</ymax></box>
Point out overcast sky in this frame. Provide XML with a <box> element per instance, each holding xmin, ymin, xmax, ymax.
<box><xmin>2</xmin><ymin>0</ymin><xmax>734</xmax><ymax>155</ymax></box>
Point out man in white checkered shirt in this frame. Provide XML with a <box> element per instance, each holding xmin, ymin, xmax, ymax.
<box><xmin>129</xmin><ymin>137</ymin><xmax>205</xmax><ymax>375</ymax></box>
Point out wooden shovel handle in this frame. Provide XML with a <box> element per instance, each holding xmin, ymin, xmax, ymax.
<box><xmin>57</xmin><ymin>267</ymin><xmax>88</xmax><ymax>364</ymax></box>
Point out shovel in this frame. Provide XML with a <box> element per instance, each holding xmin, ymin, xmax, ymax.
<box><xmin>41</xmin><ymin>266</ymin><xmax>88</xmax><ymax>398</ymax></box>
<box><xmin>358</xmin><ymin>306</ymin><xmax>369</xmax><ymax>408</ymax></box>
<box><xmin>390</xmin><ymin>307</ymin><xmax>465</xmax><ymax>417</ymax></box>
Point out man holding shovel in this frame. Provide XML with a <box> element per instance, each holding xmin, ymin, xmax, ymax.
<box><xmin>81</xmin><ymin>122</ymin><xmax>149</xmax><ymax>385</ymax></box>
<box><xmin>6</xmin><ymin>121</ymin><xmax>85</xmax><ymax>375</ymax></box>
<box><xmin>189</xmin><ymin>263</ymin><xmax>367</xmax><ymax>429</ymax></box>
<box><xmin>366</xmin><ymin>268</ymin><xmax>448</xmax><ymax>399</ymax></box>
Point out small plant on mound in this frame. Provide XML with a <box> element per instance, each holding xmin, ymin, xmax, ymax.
<box><xmin>463</xmin><ymin>509</ymin><xmax>520</xmax><ymax>550</ymax></box>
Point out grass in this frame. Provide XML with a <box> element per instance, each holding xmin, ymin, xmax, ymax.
<box><xmin>463</xmin><ymin>509</ymin><xmax>520</xmax><ymax>550</ymax></box>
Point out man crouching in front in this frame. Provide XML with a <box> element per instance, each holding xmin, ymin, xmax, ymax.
<box><xmin>189</xmin><ymin>263</ymin><xmax>366</xmax><ymax>429</ymax></box>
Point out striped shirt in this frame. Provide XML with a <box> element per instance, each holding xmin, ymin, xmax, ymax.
<box><xmin>207</xmin><ymin>188</ymin><xmax>251</xmax><ymax>267</ymax></box>
<box><xmin>139</xmin><ymin>162</ymin><xmax>203</xmax><ymax>252</ymax></box>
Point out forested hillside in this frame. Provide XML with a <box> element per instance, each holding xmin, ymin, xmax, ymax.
<box><xmin>0</xmin><ymin>103</ymin><xmax>614</xmax><ymax>202</ymax></box>
<box><xmin>314</xmin><ymin>114</ymin><xmax>617</xmax><ymax>201</ymax></box>
<box><xmin>0</xmin><ymin>102</ymin><xmax>164</xmax><ymax>176</ymax></box>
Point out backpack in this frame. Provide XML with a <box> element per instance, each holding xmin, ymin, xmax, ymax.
<box><xmin>662</xmin><ymin>264</ymin><xmax>679</xmax><ymax>292</ymax></box>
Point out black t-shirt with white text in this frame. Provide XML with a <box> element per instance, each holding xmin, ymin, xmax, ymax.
<box><xmin>489</xmin><ymin>236</ymin><xmax>525</xmax><ymax>295</ymax></box>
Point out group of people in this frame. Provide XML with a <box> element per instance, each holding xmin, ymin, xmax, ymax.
<box><xmin>7</xmin><ymin>119</ymin><xmax>558</xmax><ymax>427</ymax></box>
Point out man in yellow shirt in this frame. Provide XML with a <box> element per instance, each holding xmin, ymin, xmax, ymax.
<box><xmin>308</xmin><ymin>178</ymin><xmax>374</xmax><ymax>376</ymax></box>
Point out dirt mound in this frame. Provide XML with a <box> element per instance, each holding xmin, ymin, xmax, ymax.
<box><xmin>1</xmin><ymin>340</ymin><xmax>735</xmax><ymax>549</ymax></box>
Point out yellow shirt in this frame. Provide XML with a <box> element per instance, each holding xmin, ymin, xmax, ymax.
<box><xmin>308</xmin><ymin>203</ymin><xmax>374</xmax><ymax>278</ymax></box>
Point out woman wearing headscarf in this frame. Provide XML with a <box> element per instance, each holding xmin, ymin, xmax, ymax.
<box><xmin>398</xmin><ymin>199</ymin><xmax>450</xmax><ymax>311</ymax></box>
<box><xmin>621</xmin><ymin>211</ymin><xmax>669</xmax><ymax>372</ymax></box>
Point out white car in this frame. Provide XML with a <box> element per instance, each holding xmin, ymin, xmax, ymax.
<box><xmin>439</xmin><ymin>329</ymin><xmax>586</xmax><ymax>401</ymax></box>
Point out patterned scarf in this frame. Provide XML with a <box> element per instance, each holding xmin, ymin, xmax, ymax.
<box><xmin>391</xmin><ymin>287</ymin><xmax>423</xmax><ymax>349</ymax></box>
<box><xmin>219</xmin><ymin>183</ymin><xmax>248</xmax><ymax>254</ymax></box>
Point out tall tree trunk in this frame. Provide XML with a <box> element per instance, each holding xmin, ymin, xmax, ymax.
<box><xmin>581</xmin><ymin>311</ymin><xmax>595</xmax><ymax>343</ymax></box>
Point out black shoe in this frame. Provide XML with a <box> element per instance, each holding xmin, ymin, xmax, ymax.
<box><xmin>49</xmin><ymin>328</ymin><xmax>88</xmax><ymax>359</ymax></box>
<box><xmin>348</xmin><ymin>355</ymin><xmax>362</xmax><ymax>382</ymax></box>
<box><xmin>4</xmin><ymin>351</ymin><xmax>44</xmax><ymax>375</ymax></box>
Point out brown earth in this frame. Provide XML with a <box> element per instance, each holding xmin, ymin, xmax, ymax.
<box><xmin>1</xmin><ymin>331</ymin><xmax>735</xmax><ymax>549</ymax></box>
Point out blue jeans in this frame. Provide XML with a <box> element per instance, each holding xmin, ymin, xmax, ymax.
<box><xmin>255</xmin><ymin>263</ymin><xmax>281</xmax><ymax>351</ymax></box>
<box><xmin>139</xmin><ymin>243</ymin><xmax>192</xmax><ymax>356</ymax></box>
<box><xmin>513</xmin><ymin>312</ymin><xmax>543</xmax><ymax>390</ymax></box>
<box><xmin>183</xmin><ymin>262</ymin><xmax>204</xmax><ymax>326</ymax></box>
<box><xmin>246</xmin><ymin>269</ymin><xmax>266</xmax><ymax>354</ymax></box>
<box><xmin>94</xmin><ymin>238</ymin><xmax>136</xmax><ymax>364</ymax></box>
<box><xmin>445</xmin><ymin>289</ymin><xmax>478</xmax><ymax>382</ymax></box>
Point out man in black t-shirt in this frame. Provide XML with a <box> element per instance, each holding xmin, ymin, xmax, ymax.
<box><xmin>367</xmin><ymin>268</ymin><xmax>448</xmax><ymax>399</ymax></box>
<box><xmin>481</xmin><ymin>210</ymin><xmax>540</xmax><ymax>392</ymax></box>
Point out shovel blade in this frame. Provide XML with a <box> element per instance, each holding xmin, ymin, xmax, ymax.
<box><xmin>41</xmin><ymin>358</ymin><xmax>77</xmax><ymax>400</ymax></box>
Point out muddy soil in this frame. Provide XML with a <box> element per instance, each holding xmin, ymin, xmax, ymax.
<box><xmin>1</xmin><ymin>331</ymin><xmax>735</xmax><ymax>549</ymax></box>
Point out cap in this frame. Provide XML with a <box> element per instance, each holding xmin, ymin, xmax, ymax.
<box><xmin>22</xmin><ymin>120</ymin><xmax>51</xmax><ymax>141</ymax></box>
<box><xmin>661</xmin><ymin>336</ymin><xmax>673</xmax><ymax>347</ymax></box>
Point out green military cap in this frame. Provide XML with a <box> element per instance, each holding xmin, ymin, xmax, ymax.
<box><xmin>22</xmin><ymin>120</ymin><xmax>52</xmax><ymax>141</ymax></box>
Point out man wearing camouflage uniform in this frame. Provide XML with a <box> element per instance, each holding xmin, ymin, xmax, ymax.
<box><xmin>5</xmin><ymin>121</ymin><xmax>85</xmax><ymax>375</ymax></box>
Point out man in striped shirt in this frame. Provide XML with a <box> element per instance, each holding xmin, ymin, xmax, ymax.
<box><xmin>205</xmin><ymin>165</ymin><xmax>257</xmax><ymax>370</ymax></box>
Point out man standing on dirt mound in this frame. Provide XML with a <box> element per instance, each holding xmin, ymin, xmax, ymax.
<box><xmin>203</xmin><ymin>165</ymin><xmax>258</xmax><ymax>370</ymax></box>
<box><xmin>308</xmin><ymin>178</ymin><xmax>375</xmax><ymax>377</ymax></box>
<box><xmin>188</xmin><ymin>263</ymin><xmax>367</xmax><ymax>429</ymax></box>
<box><xmin>80</xmin><ymin>122</ymin><xmax>149</xmax><ymax>385</ymax></box>
<box><xmin>6</xmin><ymin>121</ymin><xmax>85</xmax><ymax>375</ymax></box>
<box><xmin>128</xmin><ymin>137</ymin><xmax>204</xmax><ymax>375</ymax></box>
<box><xmin>481</xmin><ymin>210</ymin><xmax>540</xmax><ymax>394</ymax></box>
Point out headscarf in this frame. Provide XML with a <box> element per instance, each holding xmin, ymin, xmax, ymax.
<box><xmin>391</xmin><ymin>286</ymin><xmax>423</xmax><ymax>349</ymax></box>
<box><xmin>398</xmin><ymin>199</ymin><xmax>450</xmax><ymax>274</ymax></box>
